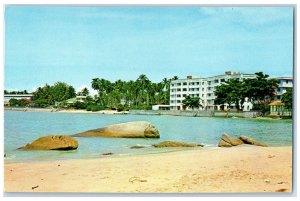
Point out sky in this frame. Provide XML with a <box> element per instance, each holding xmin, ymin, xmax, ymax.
<box><xmin>4</xmin><ymin>6</ymin><xmax>294</xmax><ymax>93</ymax></box>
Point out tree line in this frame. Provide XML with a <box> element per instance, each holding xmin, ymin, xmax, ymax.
<box><xmin>90</xmin><ymin>74</ymin><xmax>173</xmax><ymax>110</ymax></box>
<box><xmin>5</xmin><ymin>72</ymin><xmax>292</xmax><ymax>113</ymax></box>
<box><xmin>214</xmin><ymin>72</ymin><xmax>292</xmax><ymax>112</ymax></box>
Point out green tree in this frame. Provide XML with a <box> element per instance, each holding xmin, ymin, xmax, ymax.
<box><xmin>215</xmin><ymin>79</ymin><xmax>244</xmax><ymax>110</ymax></box>
<box><xmin>182</xmin><ymin>96</ymin><xmax>202</xmax><ymax>110</ymax></box>
<box><xmin>32</xmin><ymin>82</ymin><xmax>76</xmax><ymax>107</ymax></box>
<box><xmin>281</xmin><ymin>88</ymin><xmax>293</xmax><ymax>110</ymax></box>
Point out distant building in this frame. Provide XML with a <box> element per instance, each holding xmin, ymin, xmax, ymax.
<box><xmin>273</xmin><ymin>77</ymin><xmax>293</xmax><ymax>101</ymax></box>
<box><xmin>169</xmin><ymin>72</ymin><xmax>257</xmax><ymax>110</ymax></box>
<box><xmin>152</xmin><ymin>105</ymin><xmax>171</xmax><ymax>110</ymax></box>
<box><xmin>66</xmin><ymin>96</ymin><xmax>87</xmax><ymax>104</ymax></box>
<box><xmin>4</xmin><ymin>94</ymin><xmax>33</xmax><ymax>106</ymax></box>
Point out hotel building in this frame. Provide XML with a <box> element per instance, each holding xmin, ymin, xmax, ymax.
<box><xmin>170</xmin><ymin>72</ymin><xmax>257</xmax><ymax>110</ymax></box>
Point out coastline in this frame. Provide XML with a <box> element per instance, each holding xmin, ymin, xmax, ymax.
<box><xmin>4</xmin><ymin>107</ymin><xmax>129</xmax><ymax>115</ymax></box>
<box><xmin>4</xmin><ymin>107</ymin><xmax>290</xmax><ymax>120</ymax></box>
<box><xmin>5</xmin><ymin>146</ymin><xmax>292</xmax><ymax>193</ymax></box>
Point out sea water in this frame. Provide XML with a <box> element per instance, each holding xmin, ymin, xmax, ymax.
<box><xmin>4</xmin><ymin>111</ymin><xmax>293</xmax><ymax>162</ymax></box>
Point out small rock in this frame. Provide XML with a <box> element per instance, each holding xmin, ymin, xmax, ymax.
<box><xmin>102</xmin><ymin>152</ymin><xmax>113</xmax><ymax>155</ymax></box>
<box><xmin>268</xmin><ymin>155</ymin><xmax>275</xmax><ymax>158</ymax></box>
<box><xmin>153</xmin><ymin>141</ymin><xmax>204</xmax><ymax>148</ymax></box>
<box><xmin>58</xmin><ymin>164</ymin><xmax>60</xmax><ymax>167</ymax></box>
<box><xmin>264</xmin><ymin>179</ymin><xmax>270</xmax><ymax>183</ymax></box>
<box><xmin>130</xmin><ymin>145</ymin><xmax>146</xmax><ymax>149</ymax></box>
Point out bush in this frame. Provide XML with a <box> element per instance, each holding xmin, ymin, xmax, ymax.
<box><xmin>73</xmin><ymin>101</ymin><xmax>87</xmax><ymax>109</ymax></box>
<box><xmin>86</xmin><ymin>105</ymin><xmax>106</xmax><ymax>112</ymax></box>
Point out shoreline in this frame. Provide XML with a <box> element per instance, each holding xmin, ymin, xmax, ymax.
<box><xmin>4</xmin><ymin>107</ymin><xmax>129</xmax><ymax>115</ymax></box>
<box><xmin>5</xmin><ymin>146</ymin><xmax>293</xmax><ymax>193</ymax></box>
<box><xmin>4</xmin><ymin>107</ymin><xmax>290</xmax><ymax>120</ymax></box>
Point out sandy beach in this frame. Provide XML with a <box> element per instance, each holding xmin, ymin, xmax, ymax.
<box><xmin>5</xmin><ymin>107</ymin><xmax>129</xmax><ymax>114</ymax></box>
<box><xmin>4</xmin><ymin>146</ymin><xmax>292</xmax><ymax>193</ymax></box>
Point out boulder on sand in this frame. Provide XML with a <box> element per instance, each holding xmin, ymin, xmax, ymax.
<box><xmin>238</xmin><ymin>135</ymin><xmax>268</xmax><ymax>147</ymax></box>
<box><xmin>153</xmin><ymin>141</ymin><xmax>204</xmax><ymax>148</ymax></box>
<box><xmin>72</xmin><ymin>121</ymin><xmax>159</xmax><ymax>138</ymax></box>
<box><xmin>18</xmin><ymin>135</ymin><xmax>78</xmax><ymax>150</ymax></box>
<box><xmin>218</xmin><ymin>133</ymin><xmax>244</xmax><ymax>147</ymax></box>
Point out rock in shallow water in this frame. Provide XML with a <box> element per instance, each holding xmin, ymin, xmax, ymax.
<box><xmin>238</xmin><ymin>135</ymin><xmax>268</xmax><ymax>147</ymax></box>
<box><xmin>18</xmin><ymin>135</ymin><xmax>78</xmax><ymax>150</ymax></box>
<box><xmin>153</xmin><ymin>141</ymin><xmax>204</xmax><ymax>148</ymax></box>
<box><xmin>218</xmin><ymin>133</ymin><xmax>244</xmax><ymax>147</ymax></box>
<box><xmin>218</xmin><ymin>133</ymin><xmax>268</xmax><ymax>147</ymax></box>
<box><xmin>72</xmin><ymin>121</ymin><xmax>159</xmax><ymax>138</ymax></box>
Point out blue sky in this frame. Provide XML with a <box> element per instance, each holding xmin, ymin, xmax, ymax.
<box><xmin>5</xmin><ymin>6</ymin><xmax>294</xmax><ymax>93</ymax></box>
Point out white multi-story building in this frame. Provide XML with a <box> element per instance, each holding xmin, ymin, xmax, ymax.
<box><xmin>170</xmin><ymin>72</ymin><xmax>257</xmax><ymax>110</ymax></box>
<box><xmin>273</xmin><ymin>77</ymin><xmax>293</xmax><ymax>101</ymax></box>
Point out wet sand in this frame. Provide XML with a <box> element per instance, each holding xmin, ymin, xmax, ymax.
<box><xmin>4</xmin><ymin>146</ymin><xmax>292</xmax><ymax>193</ymax></box>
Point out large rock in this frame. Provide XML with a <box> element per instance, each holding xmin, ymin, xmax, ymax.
<box><xmin>153</xmin><ymin>141</ymin><xmax>204</xmax><ymax>148</ymax></box>
<box><xmin>73</xmin><ymin>121</ymin><xmax>159</xmax><ymax>138</ymax></box>
<box><xmin>238</xmin><ymin>135</ymin><xmax>268</xmax><ymax>147</ymax></box>
<box><xmin>218</xmin><ymin>133</ymin><xmax>244</xmax><ymax>147</ymax></box>
<box><xmin>18</xmin><ymin>135</ymin><xmax>78</xmax><ymax>150</ymax></box>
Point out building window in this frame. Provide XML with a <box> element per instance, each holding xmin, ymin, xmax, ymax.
<box><xmin>177</xmin><ymin>100</ymin><xmax>181</xmax><ymax>103</ymax></box>
<box><xmin>221</xmin><ymin>79</ymin><xmax>225</xmax><ymax>82</ymax></box>
<box><xmin>208</xmin><ymin>81</ymin><xmax>211</xmax><ymax>85</ymax></box>
<box><xmin>183</xmin><ymin>88</ymin><xmax>187</xmax><ymax>91</ymax></box>
<box><xmin>277</xmin><ymin>88</ymin><xmax>281</xmax><ymax>92</ymax></box>
<box><xmin>177</xmin><ymin>88</ymin><xmax>181</xmax><ymax>92</ymax></box>
<box><xmin>177</xmin><ymin>94</ymin><xmax>181</xmax><ymax>98</ymax></box>
<box><xmin>196</xmin><ymin>82</ymin><xmax>200</xmax><ymax>85</ymax></box>
<box><xmin>214</xmin><ymin>80</ymin><xmax>219</xmax><ymax>83</ymax></box>
<box><xmin>183</xmin><ymin>82</ymin><xmax>187</xmax><ymax>85</ymax></box>
<box><xmin>171</xmin><ymin>84</ymin><xmax>175</xmax><ymax>87</ymax></box>
<box><xmin>208</xmin><ymin>87</ymin><xmax>211</xmax><ymax>90</ymax></box>
<box><xmin>177</xmin><ymin>83</ymin><xmax>181</xmax><ymax>86</ymax></box>
<box><xmin>286</xmin><ymin>80</ymin><xmax>289</xmax><ymax>84</ymax></box>
<box><xmin>208</xmin><ymin>94</ymin><xmax>211</xmax><ymax>97</ymax></box>
<box><xmin>171</xmin><ymin>100</ymin><xmax>174</xmax><ymax>103</ymax></box>
<box><xmin>196</xmin><ymin>88</ymin><xmax>200</xmax><ymax>91</ymax></box>
<box><xmin>202</xmin><ymin>94</ymin><xmax>204</xmax><ymax>97</ymax></box>
<box><xmin>202</xmin><ymin>88</ymin><xmax>204</xmax><ymax>91</ymax></box>
<box><xmin>183</xmin><ymin>94</ymin><xmax>187</xmax><ymax>97</ymax></box>
<box><xmin>196</xmin><ymin>94</ymin><xmax>199</xmax><ymax>97</ymax></box>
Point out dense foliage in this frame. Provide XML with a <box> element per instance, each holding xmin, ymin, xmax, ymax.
<box><xmin>215</xmin><ymin>72</ymin><xmax>279</xmax><ymax>112</ymax></box>
<box><xmin>32</xmin><ymin>82</ymin><xmax>76</xmax><ymax>107</ymax></box>
<box><xmin>91</xmin><ymin>74</ymin><xmax>172</xmax><ymax>110</ymax></box>
<box><xmin>9</xmin><ymin>98</ymin><xmax>30</xmax><ymax>107</ymax></box>
<box><xmin>182</xmin><ymin>96</ymin><xmax>202</xmax><ymax>110</ymax></box>
<box><xmin>281</xmin><ymin>88</ymin><xmax>293</xmax><ymax>110</ymax></box>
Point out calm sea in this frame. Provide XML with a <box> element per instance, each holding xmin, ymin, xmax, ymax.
<box><xmin>4</xmin><ymin>111</ymin><xmax>293</xmax><ymax>162</ymax></box>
